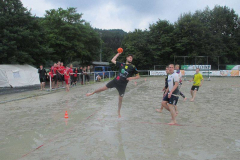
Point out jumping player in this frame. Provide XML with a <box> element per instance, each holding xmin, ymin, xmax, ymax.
<box><xmin>161</xmin><ymin>64</ymin><xmax>180</xmax><ymax>125</ymax></box>
<box><xmin>86</xmin><ymin>51</ymin><xmax>140</xmax><ymax>118</ymax></box>
<box><xmin>190</xmin><ymin>68</ymin><xmax>203</xmax><ymax>102</ymax></box>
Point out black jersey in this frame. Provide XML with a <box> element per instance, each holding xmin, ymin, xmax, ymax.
<box><xmin>38</xmin><ymin>68</ymin><xmax>46</xmax><ymax>78</ymax></box>
<box><xmin>114</xmin><ymin>61</ymin><xmax>139</xmax><ymax>85</ymax></box>
<box><xmin>165</xmin><ymin>75</ymin><xmax>168</xmax><ymax>89</ymax></box>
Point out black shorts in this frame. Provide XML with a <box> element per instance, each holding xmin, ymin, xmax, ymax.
<box><xmin>73</xmin><ymin>76</ymin><xmax>77</xmax><ymax>82</ymax></box>
<box><xmin>52</xmin><ymin>75</ymin><xmax>56</xmax><ymax>83</ymax></box>
<box><xmin>106</xmin><ymin>80</ymin><xmax>127</xmax><ymax>97</ymax></box>
<box><xmin>39</xmin><ymin>77</ymin><xmax>45</xmax><ymax>83</ymax></box>
<box><xmin>163</xmin><ymin>93</ymin><xmax>179</xmax><ymax>105</ymax></box>
<box><xmin>191</xmin><ymin>86</ymin><xmax>199</xmax><ymax>91</ymax></box>
<box><xmin>56</xmin><ymin>73</ymin><xmax>62</xmax><ymax>81</ymax></box>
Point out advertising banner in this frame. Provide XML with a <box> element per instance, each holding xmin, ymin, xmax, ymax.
<box><xmin>226</xmin><ymin>65</ymin><xmax>240</xmax><ymax>70</ymax></box>
<box><xmin>150</xmin><ymin>71</ymin><xmax>166</xmax><ymax>76</ymax></box>
<box><xmin>181</xmin><ymin>65</ymin><xmax>211</xmax><ymax>71</ymax></box>
<box><xmin>220</xmin><ymin>70</ymin><xmax>240</xmax><ymax>76</ymax></box>
<box><xmin>150</xmin><ymin>70</ymin><xmax>240</xmax><ymax>76</ymax></box>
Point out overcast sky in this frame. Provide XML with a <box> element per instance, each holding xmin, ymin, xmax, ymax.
<box><xmin>21</xmin><ymin>0</ymin><xmax>240</xmax><ymax>32</ymax></box>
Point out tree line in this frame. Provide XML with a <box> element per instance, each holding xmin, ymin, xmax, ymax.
<box><xmin>122</xmin><ymin>6</ymin><xmax>240</xmax><ymax>70</ymax></box>
<box><xmin>1</xmin><ymin>1</ymin><xmax>239</xmax><ymax>70</ymax></box>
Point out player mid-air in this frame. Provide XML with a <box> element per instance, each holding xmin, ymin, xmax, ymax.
<box><xmin>86</xmin><ymin>48</ymin><xmax>140</xmax><ymax>118</ymax></box>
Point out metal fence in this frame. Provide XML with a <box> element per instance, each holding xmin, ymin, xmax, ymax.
<box><xmin>48</xmin><ymin>69</ymin><xmax>240</xmax><ymax>91</ymax></box>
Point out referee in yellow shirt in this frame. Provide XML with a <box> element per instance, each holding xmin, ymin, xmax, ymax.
<box><xmin>190</xmin><ymin>68</ymin><xmax>204</xmax><ymax>102</ymax></box>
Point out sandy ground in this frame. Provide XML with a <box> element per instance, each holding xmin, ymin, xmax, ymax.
<box><xmin>0</xmin><ymin>77</ymin><xmax>240</xmax><ymax>160</ymax></box>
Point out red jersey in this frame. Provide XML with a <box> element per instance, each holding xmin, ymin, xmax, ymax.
<box><xmin>59</xmin><ymin>66</ymin><xmax>65</xmax><ymax>74</ymax></box>
<box><xmin>64</xmin><ymin>68</ymin><xmax>70</xmax><ymax>79</ymax></box>
<box><xmin>56</xmin><ymin>65</ymin><xmax>61</xmax><ymax>74</ymax></box>
<box><xmin>74</xmin><ymin>69</ymin><xmax>78</xmax><ymax>77</ymax></box>
<box><xmin>51</xmin><ymin>66</ymin><xmax>57</xmax><ymax>75</ymax></box>
<box><xmin>69</xmin><ymin>67</ymin><xmax>73</xmax><ymax>75</ymax></box>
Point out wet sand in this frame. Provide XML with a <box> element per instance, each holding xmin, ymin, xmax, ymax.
<box><xmin>0</xmin><ymin>77</ymin><xmax>240</xmax><ymax>160</ymax></box>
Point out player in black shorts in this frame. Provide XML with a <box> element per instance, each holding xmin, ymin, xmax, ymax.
<box><xmin>156</xmin><ymin>65</ymin><xmax>169</xmax><ymax>113</ymax></box>
<box><xmin>86</xmin><ymin>50</ymin><xmax>140</xmax><ymax>118</ymax></box>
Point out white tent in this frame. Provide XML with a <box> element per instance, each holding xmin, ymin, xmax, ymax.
<box><xmin>0</xmin><ymin>65</ymin><xmax>40</xmax><ymax>87</ymax></box>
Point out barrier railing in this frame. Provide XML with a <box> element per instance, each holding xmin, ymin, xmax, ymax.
<box><xmin>48</xmin><ymin>69</ymin><xmax>240</xmax><ymax>91</ymax></box>
<box><xmin>49</xmin><ymin>71</ymin><xmax>118</xmax><ymax>91</ymax></box>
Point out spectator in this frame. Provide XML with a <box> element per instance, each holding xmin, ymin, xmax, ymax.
<box><xmin>60</xmin><ymin>62</ymin><xmax>65</xmax><ymax>87</ymax></box>
<box><xmin>38</xmin><ymin>65</ymin><xmax>47</xmax><ymax>90</ymax></box>
<box><xmin>73</xmin><ymin>67</ymin><xmax>79</xmax><ymax>86</ymax></box>
<box><xmin>64</xmin><ymin>67</ymin><xmax>70</xmax><ymax>92</ymax></box>
<box><xmin>85</xmin><ymin>66</ymin><xmax>91</xmax><ymax>83</ymax></box>
<box><xmin>96</xmin><ymin>74</ymin><xmax>101</xmax><ymax>82</ymax></box>
<box><xmin>82</xmin><ymin>67</ymin><xmax>87</xmax><ymax>84</ymax></box>
<box><xmin>56</xmin><ymin>61</ymin><xmax>62</xmax><ymax>88</ymax></box>
<box><xmin>79</xmin><ymin>66</ymin><xmax>83</xmax><ymax>85</ymax></box>
<box><xmin>69</xmin><ymin>64</ymin><xmax>74</xmax><ymax>86</ymax></box>
<box><xmin>51</xmin><ymin>63</ymin><xmax>58</xmax><ymax>89</ymax></box>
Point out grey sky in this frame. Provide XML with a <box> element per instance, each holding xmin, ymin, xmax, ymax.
<box><xmin>21</xmin><ymin>0</ymin><xmax>240</xmax><ymax>32</ymax></box>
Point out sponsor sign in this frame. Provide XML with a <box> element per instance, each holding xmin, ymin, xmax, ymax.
<box><xmin>181</xmin><ymin>65</ymin><xmax>211</xmax><ymax>71</ymax></box>
<box><xmin>150</xmin><ymin>71</ymin><xmax>166</xmax><ymax>76</ymax></box>
<box><xmin>150</xmin><ymin>70</ymin><xmax>239</xmax><ymax>76</ymax></box>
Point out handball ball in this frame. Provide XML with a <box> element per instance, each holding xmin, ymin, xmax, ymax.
<box><xmin>117</xmin><ymin>48</ymin><xmax>123</xmax><ymax>53</ymax></box>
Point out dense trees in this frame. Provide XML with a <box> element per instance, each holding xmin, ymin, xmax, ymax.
<box><xmin>39</xmin><ymin>7</ymin><xmax>101</xmax><ymax>66</ymax></box>
<box><xmin>0</xmin><ymin>0</ymin><xmax>53</xmax><ymax>65</ymax></box>
<box><xmin>0</xmin><ymin>1</ymin><xmax>239</xmax><ymax>70</ymax></box>
<box><xmin>0</xmin><ymin>1</ymin><xmax>101</xmax><ymax>67</ymax></box>
<box><xmin>122</xmin><ymin>5</ymin><xmax>240</xmax><ymax>69</ymax></box>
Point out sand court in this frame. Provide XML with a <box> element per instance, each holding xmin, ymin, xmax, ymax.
<box><xmin>0</xmin><ymin>77</ymin><xmax>240</xmax><ymax>160</ymax></box>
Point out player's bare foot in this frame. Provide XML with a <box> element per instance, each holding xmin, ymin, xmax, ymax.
<box><xmin>86</xmin><ymin>93</ymin><xmax>94</xmax><ymax>96</ymax></box>
<box><xmin>168</xmin><ymin>121</ymin><xmax>177</xmax><ymax>125</ymax></box>
<box><xmin>156</xmin><ymin>109</ymin><xmax>163</xmax><ymax>113</ymax></box>
<box><xmin>184</xmin><ymin>97</ymin><xmax>187</xmax><ymax>101</ymax></box>
<box><xmin>118</xmin><ymin>114</ymin><xmax>121</xmax><ymax>118</ymax></box>
<box><xmin>190</xmin><ymin>98</ymin><xmax>194</xmax><ymax>102</ymax></box>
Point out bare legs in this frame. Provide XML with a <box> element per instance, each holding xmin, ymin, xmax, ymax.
<box><xmin>161</xmin><ymin>100</ymin><xmax>177</xmax><ymax>124</ymax></box>
<box><xmin>86</xmin><ymin>86</ymin><xmax>124</xmax><ymax>118</ymax></box>
<box><xmin>66</xmin><ymin>84</ymin><xmax>69</xmax><ymax>92</ymax></box>
<box><xmin>190</xmin><ymin>90</ymin><xmax>197</xmax><ymax>101</ymax></box>
<box><xmin>86</xmin><ymin>86</ymin><xmax>108</xmax><ymax>96</ymax></box>
<box><xmin>118</xmin><ymin>96</ymin><xmax>123</xmax><ymax>118</ymax></box>
<box><xmin>156</xmin><ymin>105</ymin><xmax>164</xmax><ymax>113</ymax></box>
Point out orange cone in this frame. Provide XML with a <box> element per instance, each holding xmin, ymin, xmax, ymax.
<box><xmin>64</xmin><ymin>111</ymin><xmax>68</xmax><ymax>118</ymax></box>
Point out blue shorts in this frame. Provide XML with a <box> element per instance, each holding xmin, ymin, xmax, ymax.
<box><xmin>163</xmin><ymin>93</ymin><xmax>179</xmax><ymax>105</ymax></box>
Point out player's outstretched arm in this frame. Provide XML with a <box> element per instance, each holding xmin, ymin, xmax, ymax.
<box><xmin>111</xmin><ymin>53</ymin><xmax>121</xmax><ymax>64</ymax></box>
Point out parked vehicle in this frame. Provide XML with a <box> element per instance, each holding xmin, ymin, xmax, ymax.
<box><xmin>94</xmin><ymin>66</ymin><xmax>114</xmax><ymax>78</ymax></box>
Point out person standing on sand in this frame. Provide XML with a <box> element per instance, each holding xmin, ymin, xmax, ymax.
<box><xmin>161</xmin><ymin>64</ymin><xmax>180</xmax><ymax>125</ymax></box>
<box><xmin>86</xmin><ymin>50</ymin><xmax>140</xmax><ymax>118</ymax></box>
<box><xmin>156</xmin><ymin>65</ymin><xmax>169</xmax><ymax>113</ymax></box>
<box><xmin>190</xmin><ymin>68</ymin><xmax>203</xmax><ymax>102</ymax></box>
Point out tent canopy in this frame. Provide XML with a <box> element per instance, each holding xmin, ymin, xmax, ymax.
<box><xmin>0</xmin><ymin>65</ymin><xmax>40</xmax><ymax>87</ymax></box>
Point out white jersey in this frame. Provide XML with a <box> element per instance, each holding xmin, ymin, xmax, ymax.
<box><xmin>168</xmin><ymin>72</ymin><xmax>180</xmax><ymax>95</ymax></box>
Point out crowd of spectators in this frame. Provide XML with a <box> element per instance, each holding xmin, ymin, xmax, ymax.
<box><xmin>38</xmin><ymin>61</ymin><xmax>91</xmax><ymax>91</ymax></box>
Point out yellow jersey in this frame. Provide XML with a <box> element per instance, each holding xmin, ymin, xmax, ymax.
<box><xmin>193</xmin><ymin>73</ymin><xmax>203</xmax><ymax>86</ymax></box>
